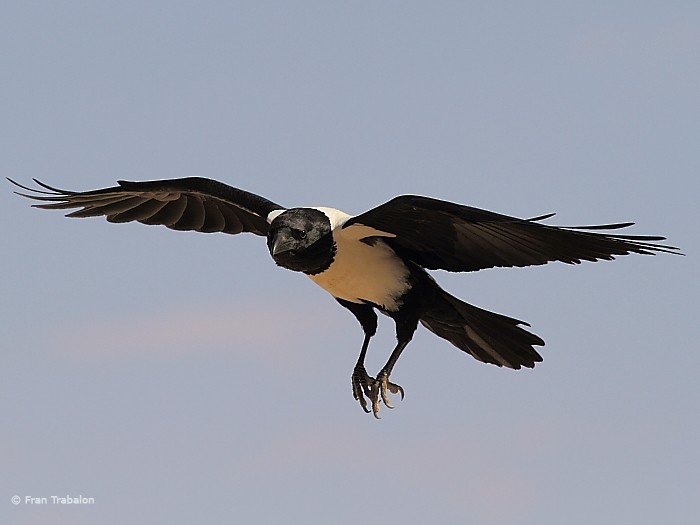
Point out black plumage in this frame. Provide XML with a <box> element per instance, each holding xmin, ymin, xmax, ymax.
<box><xmin>9</xmin><ymin>177</ymin><xmax>681</xmax><ymax>417</ymax></box>
<box><xmin>11</xmin><ymin>177</ymin><xmax>281</xmax><ymax>235</ymax></box>
<box><xmin>346</xmin><ymin>195</ymin><xmax>677</xmax><ymax>271</ymax></box>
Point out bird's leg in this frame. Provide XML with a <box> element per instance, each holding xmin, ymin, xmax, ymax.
<box><xmin>337</xmin><ymin>299</ymin><xmax>415</xmax><ymax>417</ymax></box>
<box><xmin>351</xmin><ymin>337</ymin><xmax>405</xmax><ymax>418</ymax></box>
<box><xmin>364</xmin><ymin>315</ymin><xmax>417</xmax><ymax>417</ymax></box>
<box><xmin>335</xmin><ymin>299</ymin><xmax>380</xmax><ymax>415</ymax></box>
<box><xmin>351</xmin><ymin>332</ymin><xmax>374</xmax><ymax>413</ymax></box>
<box><xmin>352</xmin><ymin>337</ymin><xmax>406</xmax><ymax>418</ymax></box>
<box><xmin>370</xmin><ymin>340</ymin><xmax>407</xmax><ymax>416</ymax></box>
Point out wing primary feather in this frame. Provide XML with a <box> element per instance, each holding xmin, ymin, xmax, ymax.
<box><xmin>9</xmin><ymin>177</ymin><xmax>284</xmax><ymax>237</ymax></box>
<box><xmin>31</xmin><ymin>178</ymin><xmax>79</xmax><ymax>195</ymax></box>
<box><xmin>67</xmin><ymin>196</ymin><xmax>146</xmax><ymax>219</ymax></box>
<box><xmin>564</xmin><ymin>222</ymin><xmax>635</xmax><ymax>230</ymax></box>
<box><xmin>474</xmin><ymin>223</ymin><xmax>555</xmax><ymax>266</ymax></box>
<box><xmin>8</xmin><ymin>178</ymin><xmax>63</xmax><ymax>196</ymax></box>
<box><xmin>108</xmin><ymin>199</ymin><xmax>169</xmax><ymax>223</ymax></box>
<box><xmin>347</xmin><ymin>195</ymin><xmax>681</xmax><ymax>272</ymax></box>
<box><xmin>526</xmin><ymin>212</ymin><xmax>556</xmax><ymax>221</ymax></box>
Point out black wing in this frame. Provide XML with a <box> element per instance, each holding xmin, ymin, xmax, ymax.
<box><xmin>9</xmin><ymin>177</ymin><xmax>285</xmax><ymax>236</ymax></box>
<box><xmin>344</xmin><ymin>195</ymin><xmax>681</xmax><ymax>272</ymax></box>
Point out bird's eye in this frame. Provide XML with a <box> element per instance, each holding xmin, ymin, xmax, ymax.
<box><xmin>291</xmin><ymin>230</ymin><xmax>306</xmax><ymax>241</ymax></box>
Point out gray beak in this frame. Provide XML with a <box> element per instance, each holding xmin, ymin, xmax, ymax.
<box><xmin>271</xmin><ymin>233</ymin><xmax>295</xmax><ymax>257</ymax></box>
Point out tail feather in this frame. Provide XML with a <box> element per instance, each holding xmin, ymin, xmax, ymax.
<box><xmin>420</xmin><ymin>290</ymin><xmax>544</xmax><ymax>369</ymax></box>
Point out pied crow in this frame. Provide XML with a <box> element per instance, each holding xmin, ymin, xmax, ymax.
<box><xmin>9</xmin><ymin>177</ymin><xmax>681</xmax><ymax>417</ymax></box>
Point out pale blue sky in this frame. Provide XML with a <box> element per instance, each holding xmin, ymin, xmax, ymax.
<box><xmin>2</xmin><ymin>2</ymin><xmax>698</xmax><ymax>524</ymax></box>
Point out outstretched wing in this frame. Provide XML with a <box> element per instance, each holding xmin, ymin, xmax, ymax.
<box><xmin>344</xmin><ymin>195</ymin><xmax>681</xmax><ymax>272</ymax></box>
<box><xmin>9</xmin><ymin>177</ymin><xmax>285</xmax><ymax>236</ymax></box>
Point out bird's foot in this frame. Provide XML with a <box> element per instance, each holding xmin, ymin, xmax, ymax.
<box><xmin>352</xmin><ymin>365</ymin><xmax>404</xmax><ymax>418</ymax></box>
<box><xmin>351</xmin><ymin>364</ymin><xmax>373</xmax><ymax>413</ymax></box>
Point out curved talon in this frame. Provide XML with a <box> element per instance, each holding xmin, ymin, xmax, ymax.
<box><xmin>352</xmin><ymin>367</ymin><xmax>405</xmax><ymax>417</ymax></box>
<box><xmin>371</xmin><ymin>389</ymin><xmax>382</xmax><ymax>419</ymax></box>
<box><xmin>351</xmin><ymin>365</ymin><xmax>373</xmax><ymax>413</ymax></box>
<box><xmin>387</xmin><ymin>381</ymin><xmax>405</xmax><ymax>399</ymax></box>
<box><xmin>378</xmin><ymin>374</ymin><xmax>394</xmax><ymax>409</ymax></box>
<box><xmin>376</xmin><ymin>371</ymin><xmax>404</xmax><ymax>410</ymax></box>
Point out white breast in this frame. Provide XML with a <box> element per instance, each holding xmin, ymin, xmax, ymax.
<box><xmin>307</xmin><ymin>223</ymin><xmax>410</xmax><ymax>312</ymax></box>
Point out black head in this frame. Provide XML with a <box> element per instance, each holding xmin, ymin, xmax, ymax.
<box><xmin>267</xmin><ymin>208</ymin><xmax>335</xmax><ymax>274</ymax></box>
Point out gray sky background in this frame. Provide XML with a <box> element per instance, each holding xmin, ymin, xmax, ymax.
<box><xmin>2</xmin><ymin>2</ymin><xmax>698</xmax><ymax>524</ymax></box>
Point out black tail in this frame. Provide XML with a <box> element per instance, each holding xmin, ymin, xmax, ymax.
<box><xmin>420</xmin><ymin>288</ymin><xmax>544</xmax><ymax>369</ymax></box>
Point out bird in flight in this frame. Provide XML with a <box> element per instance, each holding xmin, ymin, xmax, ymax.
<box><xmin>9</xmin><ymin>177</ymin><xmax>681</xmax><ymax>417</ymax></box>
